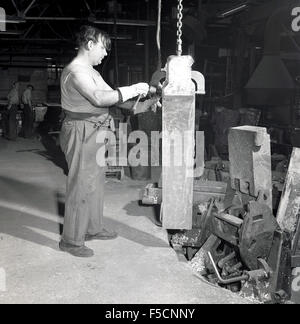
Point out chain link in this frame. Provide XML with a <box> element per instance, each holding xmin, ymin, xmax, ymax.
<box><xmin>176</xmin><ymin>0</ymin><xmax>183</xmax><ymax>56</ymax></box>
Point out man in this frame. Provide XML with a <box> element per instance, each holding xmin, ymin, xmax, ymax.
<box><xmin>5</xmin><ymin>82</ymin><xmax>19</xmax><ymax>140</ymax></box>
<box><xmin>59</xmin><ymin>25</ymin><xmax>156</xmax><ymax>257</ymax></box>
<box><xmin>21</xmin><ymin>84</ymin><xmax>34</xmax><ymax>138</ymax></box>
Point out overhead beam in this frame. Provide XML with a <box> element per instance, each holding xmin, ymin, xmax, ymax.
<box><xmin>25</xmin><ymin>16</ymin><xmax>78</xmax><ymax>21</ymax></box>
<box><xmin>0</xmin><ymin>31</ymin><xmax>23</xmax><ymax>35</ymax></box>
<box><xmin>84</xmin><ymin>0</ymin><xmax>92</xmax><ymax>13</ymax></box>
<box><xmin>23</xmin><ymin>0</ymin><xmax>36</xmax><ymax>16</ymax></box>
<box><xmin>24</xmin><ymin>5</ymin><xmax>50</xmax><ymax>39</ymax></box>
<box><xmin>57</xmin><ymin>4</ymin><xmax>75</xmax><ymax>39</ymax></box>
<box><xmin>0</xmin><ymin>35</ymin><xmax>132</xmax><ymax>42</ymax></box>
<box><xmin>11</xmin><ymin>0</ymin><xmax>20</xmax><ymax>15</ymax></box>
<box><xmin>24</xmin><ymin>17</ymin><xmax>158</xmax><ymax>26</ymax></box>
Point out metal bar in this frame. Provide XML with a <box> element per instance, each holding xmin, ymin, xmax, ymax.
<box><xmin>24</xmin><ymin>5</ymin><xmax>50</xmax><ymax>38</ymax></box>
<box><xmin>95</xmin><ymin>19</ymin><xmax>157</xmax><ymax>27</ymax></box>
<box><xmin>145</xmin><ymin>0</ymin><xmax>150</xmax><ymax>81</ymax></box>
<box><xmin>0</xmin><ymin>31</ymin><xmax>22</xmax><ymax>35</ymax></box>
<box><xmin>25</xmin><ymin>17</ymin><xmax>78</xmax><ymax>21</ymax></box>
<box><xmin>11</xmin><ymin>0</ymin><xmax>19</xmax><ymax>15</ymax></box>
<box><xmin>0</xmin><ymin>64</ymin><xmax>61</xmax><ymax>68</ymax></box>
<box><xmin>57</xmin><ymin>4</ymin><xmax>74</xmax><ymax>39</ymax></box>
<box><xmin>24</xmin><ymin>5</ymin><xmax>50</xmax><ymax>39</ymax></box>
<box><xmin>0</xmin><ymin>36</ymin><xmax>131</xmax><ymax>42</ymax></box>
<box><xmin>0</xmin><ymin>38</ymin><xmax>69</xmax><ymax>41</ymax></box>
<box><xmin>24</xmin><ymin>17</ymin><xmax>158</xmax><ymax>26</ymax></box>
<box><xmin>23</xmin><ymin>0</ymin><xmax>36</xmax><ymax>16</ymax></box>
<box><xmin>218</xmin><ymin>252</ymin><xmax>236</xmax><ymax>269</ymax></box>
<box><xmin>208</xmin><ymin>252</ymin><xmax>249</xmax><ymax>285</ymax></box>
<box><xmin>24</xmin><ymin>24</ymin><xmax>35</xmax><ymax>38</ymax></box>
<box><xmin>113</xmin><ymin>0</ymin><xmax>119</xmax><ymax>87</ymax></box>
<box><xmin>84</xmin><ymin>0</ymin><xmax>92</xmax><ymax>13</ymax></box>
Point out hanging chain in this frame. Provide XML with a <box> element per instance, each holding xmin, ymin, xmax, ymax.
<box><xmin>176</xmin><ymin>0</ymin><xmax>183</xmax><ymax>56</ymax></box>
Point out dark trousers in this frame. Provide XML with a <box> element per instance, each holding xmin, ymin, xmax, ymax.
<box><xmin>60</xmin><ymin>118</ymin><xmax>107</xmax><ymax>246</ymax></box>
<box><xmin>23</xmin><ymin>104</ymin><xmax>34</xmax><ymax>138</ymax></box>
<box><xmin>4</xmin><ymin>105</ymin><xmax>18</xmax><ymax>140</ymax></box>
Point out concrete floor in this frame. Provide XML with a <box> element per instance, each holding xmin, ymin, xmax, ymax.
<box><xmin>0</xmin><ymin>136</ymin><xmax>251</xmax><ymax>304</ymax></box>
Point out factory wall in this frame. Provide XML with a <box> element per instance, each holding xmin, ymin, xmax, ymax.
<box><xmin>0</xmin><ymin>54</ymin><xmax>65</xmax><ymax>104</ymax></box>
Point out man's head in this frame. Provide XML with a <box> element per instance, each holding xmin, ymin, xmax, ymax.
<box><xmin>27</xmin><ymin>85</ymin><xmax>34</xmax><ymax>91</ymax></box>
<box><xmin>12</xmin><ymin>82</ymin><xmax>19</xmax><ymax>90</ymax></box>
<box><xmin>76</xmin><ymin>25</ymin><xmax>111</xmax><ymax>66</ymax></box>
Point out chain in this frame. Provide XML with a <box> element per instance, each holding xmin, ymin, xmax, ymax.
<box><xmin>176</xmin><ymin>0</ymin><xmax>183</xmax><ymax>56</ymax></box>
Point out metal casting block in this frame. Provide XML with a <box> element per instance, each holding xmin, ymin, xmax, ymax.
<box><xmin>228</xmin><ymin>126</ymin><xmax>272</xmax><ymax>210</ymax></box>
<box><xmin>162</xmin><ymin>55</ymin><xmax>205</xmax><ymax>229</ymax></box>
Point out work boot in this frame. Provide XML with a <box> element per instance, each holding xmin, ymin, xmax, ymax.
<box><xmin>59</xmin><ymin>240</ymin><xmax>94</xmax><ymax>258</ymax></box>
<box><xmin>85</xmin><ymin>229</ymin><xmax>118</xmax><ymax>241</ymax></box>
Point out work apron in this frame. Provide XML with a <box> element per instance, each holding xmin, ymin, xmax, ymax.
<box><xmin>60</xmin><ymin>112</ymin><xmax>111</xmax><ymax>246</ymax></box>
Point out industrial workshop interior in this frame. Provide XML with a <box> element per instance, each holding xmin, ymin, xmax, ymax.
<box><xmin>0</xmin><ymin>0</ymin><xmax>300</xmax><ymax>306</ymax></box>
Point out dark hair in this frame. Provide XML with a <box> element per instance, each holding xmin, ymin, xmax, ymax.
<box><xmin>27</xmin><ymin>84</ymin><xmax>34</xmax><ymax>90</ymax></box>
<box><xmin>76</xmin><ymin>25</ymin><xmax>111</xmax><ymax>51</ymax></box>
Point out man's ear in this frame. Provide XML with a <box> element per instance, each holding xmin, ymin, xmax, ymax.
<box><xmin>86</xmin><ymin>40</ymin><xmax>94</xmax><ymax>51</ymax></box>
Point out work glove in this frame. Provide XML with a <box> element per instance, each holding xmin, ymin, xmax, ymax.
<box><xmin>118</xmin><ymin>83</ymin><xmax>150</xmax><ymax>103</ymax></box>
<box><xmin>133</xmin><ymin>96</ymin><xmax>162</xmax><ymax>115</ymax></box>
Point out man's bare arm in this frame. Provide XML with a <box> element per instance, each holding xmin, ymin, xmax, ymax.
<box><xmin>70</xmin><ymin>72</ymin><xmax>150</xmax><ymax>109</ymax></box>
<box><xmin>117</xmin><ymin>97</ymin><xmax>161</xmax><ymax>114</ymax></box>
<box><xmin>71</xmin><ymin>72</ymin><xmax>120</xmax><ymax>107</ymax></box>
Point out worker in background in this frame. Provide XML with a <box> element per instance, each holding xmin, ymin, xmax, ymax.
<box><xmin>5</xmin><ymin>82</ymin><xmax>20</xmax><ymax>141</ymax></box>
<box><xmin>59</xmin><ymin>25</ymin><xmax>158</xmax><ymax>258</ymax></box>
<box><xmin>21</xmin><ymin>85</ymin><xmax>34</xmax><ymax>138</ymax></box>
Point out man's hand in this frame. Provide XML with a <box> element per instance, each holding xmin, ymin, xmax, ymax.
<box><xmin>118</xmin><ymin>83</ymin><xmax>150</xmax><ymax>102</ymax></box>
<box><xmin>133</xmin><ymin>96</ymin><xmax>161</xmax><ymax>115</ymax></box>
<box><xmin>132</xmin><ymin>83</ymin><xmax>149</xmax><ymax>97</ymax></box>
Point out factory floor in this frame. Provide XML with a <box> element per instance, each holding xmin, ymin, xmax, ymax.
<box><xmin>0</xmin><ymin>136</ymin><xmax>251</xmax><ymax>304</ymax></box>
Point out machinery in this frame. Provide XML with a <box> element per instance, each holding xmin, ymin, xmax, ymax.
<box><xmin>142</xmin><ymin>0</ymin><xmax>300</xmax><ymax>303</ymax></box>
<box><xmin>142</xmin><ymin>126</ymin><xmax>298</xmax><ymax>303</ymax></box>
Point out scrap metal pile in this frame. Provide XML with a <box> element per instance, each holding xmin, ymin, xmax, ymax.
<box><xmin>143</xmin><ymin>126</ymin><xmax>300</xmax><ymax>304</ymax></box>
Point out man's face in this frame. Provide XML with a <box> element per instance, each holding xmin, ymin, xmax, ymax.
<box><xmin>90</xmin><ymin>37</ymin><xmax>108</xmax><ymax>66</ymax></box>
